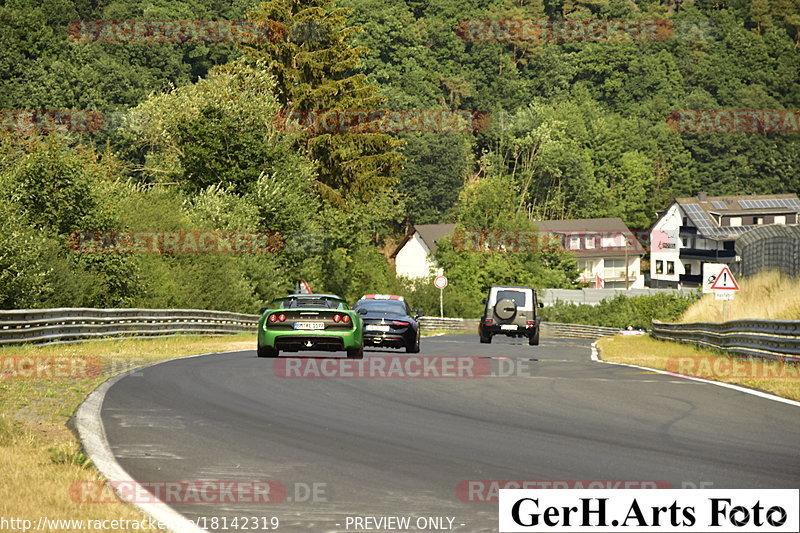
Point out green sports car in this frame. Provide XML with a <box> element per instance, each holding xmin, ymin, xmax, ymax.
<box><xmin>257</xmin><ymin>294</ymin><xmax>364</xmax><ymax>358</ymax></box>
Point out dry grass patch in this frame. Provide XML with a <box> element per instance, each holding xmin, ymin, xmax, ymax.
<box><xmin>680</xmin><ymin>270</ymin><xmax>800</xmax><ymax>322</ymax></box>
<box><xmin>597</xmin><ymin>335</ymin><xmax>800</xmax><ymax>402</ymax></box>
<box><xmin>0</xmin><ymin>333</ymin><xmax>255</xmax><ymax>532</ymax></box>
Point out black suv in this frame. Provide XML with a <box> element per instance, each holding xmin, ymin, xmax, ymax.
<box><xmin>478</xmin><ymin>286</ymin><xmax>542</xmax><ymax>345</ymax></box>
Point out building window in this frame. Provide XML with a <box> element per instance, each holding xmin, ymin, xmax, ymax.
<box><xmin>729</xmin><ymin>217</ymin><xmax>742</xmax><ymax>227</ymax></box>
<box><xmin>685</xmin><ymin>263</ymin><xmax>692</xmax><ymax>275</ymax></box>
<box><xmin>655</xmin><ymin>260</ymin><xmax>664</xmax><ymax>275</ymax></box>
<box><xmin>601</xmin><ymin>234</ymin><xmax>624</xmax><ymax>248</ymax></box>
<box><xmin>775</xmin><ymin>215</ymin><xmax>786</xmax><ymax>225</ymax></box>
<box><xmin>604</xmin><ymin>259</ymin><xmax>625</xmax><ymax>279</ymax></box>
<box><xmin>569</xmin><ymin>235</ymin><xmax>581</xmax><ymax>250</ymax></box>
<box><xmin>585</xmin><ymin>235</ymin><xmax>597</xmax><ymax>249</ymax></box>
<box><xmin>755</xmin><ymin>216</ymin><xmax>764</xmax><ymax>225</ymax></box>
<box><xmin>667</xmin><ymin>261</ymin><xmax>675</xmax><ymax>275</ymax></box>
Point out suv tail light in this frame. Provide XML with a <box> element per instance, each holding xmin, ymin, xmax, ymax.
<box><xmin>526</xmin><ymin>320</ymin><xmax>536</xmax><ymax>328</ymax></box>
<box><xmin>483</xmin><ymin>318</ymin><xmax>494</xmax><ymax>325</ymax></box>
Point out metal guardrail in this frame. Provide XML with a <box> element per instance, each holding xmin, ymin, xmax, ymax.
<box><xmin>418</xmin><ymin>317</ymin><xmax>619</xmax><ymax>339</ymax></box>
<box><xmin>0</xmin><ymin>308</ymin><xmax>259</xmax><ymax>346</ymax></box>
<box><xmin>651</xmin><ymin>319</ymin><xmax>800</xmax><ymax>361</ymax></box>
<box><xmin>0</xmin><ymin>308</ymin><xmax>621</xmax><ymax>346</ymax></box>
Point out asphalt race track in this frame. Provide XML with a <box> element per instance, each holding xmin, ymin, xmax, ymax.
<box><xmin>99</xmin><ymin>335</ymin><xmax>800</xmax><ymax>532</ymax></box>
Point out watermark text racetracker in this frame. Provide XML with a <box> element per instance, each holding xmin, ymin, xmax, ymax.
<box><xmin>275</xmin><ymin>110</ymin><xmax>490</xmax><ymax>134</ymax></box>
<box><xmin>668</xmin><ymin>110</ymin><xmax>800</xmax><ymax>133</ymax></box>
<box><xmin>666</xmin><ymin>356</ymin><xmax>800</xmax><ymax>380</ymax></box>
<box><xmin>0</xmin><ymin>356</ymin><xmax>103</xmax><ymax>380</ymax></box>
<box><xmin>1</xmin><ymin>110</ymin><xmax>105</xmax><ymax>133</ymax></box>
<box><xmin>68</xmin><ymin>231</ymin><xmax>284</xmax><ymax>254</ymax></box>
<box><xmin>456</xmin><ymin>19</ymin><xmax>673</xmax><ymax>42</ymax></box>
<box><xmin>273</xmin><ymin>356</ymin><xmax>534</xmax><ymax>379</ymax></box>
<box><xmin>450</xmin><ymin>229</ymin><xmax>660</xmax><ymax>254</ymax></box>
<box><xmin>457</xmin><ymin>481</ymin><xmax>673</xmax><ymax>503</ymax></box>
<box><xmin>71</xmin><ymin>480</ymin><xmax>328</xmax><ymax>504</ymax></box>
<box><xmin>499</xmin><ymin>489</ymin><xmax>799</xmax><ymax>532</ymax></box>
<box><xmin>67</xmin><ymin>19</ymin><xmax>284</xmax><ymax>43</ymax></box>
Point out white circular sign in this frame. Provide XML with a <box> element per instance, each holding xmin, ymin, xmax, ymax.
<box><xmin>434</xmin><ymin>275</ymin><xmax>448</xmax><ymax>289</ymax></box>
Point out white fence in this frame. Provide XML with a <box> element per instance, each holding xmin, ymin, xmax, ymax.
<box><xmin>541</xmin><ymin>288</ymin><xmax>694</xmax><ymax>307</ymax></box>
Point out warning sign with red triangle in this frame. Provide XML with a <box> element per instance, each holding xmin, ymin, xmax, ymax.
<box><xmin>710</xmin><ymin>266</ymin><xmax>739</xmax><ymax>290</ymax></box>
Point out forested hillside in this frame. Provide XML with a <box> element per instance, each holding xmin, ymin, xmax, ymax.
<box><xmin>1</xmin><ymin>0</ymin><xmax>798</xmax><ymax>313</ymax></box>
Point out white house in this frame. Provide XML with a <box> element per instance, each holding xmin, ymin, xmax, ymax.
<box><xmin>536</xmin><ymin>218</ymin><xmax>646</xmax><ymax>289</ymax></box>
<box><xmin>391</xmin><ymin>224</ymin><xmax>456</xmax><ymax>279</ymax></box>
<box><xmin>649</xmin><ymin>192</ymin><xmax>800</xmax><ymax>287</ymax></box>
<box><xmin>391</xmin><ymin>219</ymin><xmax>644</xmax><ymax>288</ymax></box>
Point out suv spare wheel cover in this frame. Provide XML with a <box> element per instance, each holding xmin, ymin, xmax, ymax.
<box><xmin>494</xmin><ymin>298</ymin><xmax>517</xmax><ymax>320</ymax></box>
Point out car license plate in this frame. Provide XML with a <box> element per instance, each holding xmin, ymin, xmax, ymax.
<box><xmin>365</xmin><ymin>324</ymin><xmax>390</xmax><ymax>332</ymax></box>
<box><xmin>500</xmin><ymin>324</ymin><xmax>518</xmax><ymax>331</ymax></box>
<box><xmin>294</xmin><ymin>322</ymin><xmax>324</xmax><ymax>330</ymax></box>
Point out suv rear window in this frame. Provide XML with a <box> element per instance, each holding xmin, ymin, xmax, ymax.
<box><xmin>495</xmin><ymin>290</ymin><xmax>527</xmax><ymax>307</ymax></box>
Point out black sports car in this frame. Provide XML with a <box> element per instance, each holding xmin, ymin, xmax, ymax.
<box><xmin>353</xmin><ymin>295</ymin><xmax>421</xmax><ymax>353</ymax></box>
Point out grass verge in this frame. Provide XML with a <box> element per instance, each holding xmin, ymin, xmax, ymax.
<box><xmin>597</xmin><ymin>334</ymin><xmax>800</xmax><ymax>402</ymax></box>
<box><xmin>681</xmin><ymin>270</ymin><xmax>800</xmax><ymax>322</ymax></box>
<box><xmin>0</xmin><ymin>333</ymin><xmax>255</xmax><ymax>532</ymax></box>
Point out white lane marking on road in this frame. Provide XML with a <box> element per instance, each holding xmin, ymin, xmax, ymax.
<box><xmin>75</xmin><ymin>350</ymin><xmax>243</xmax><ymax>533</ymax></box>
<box><xmin>590</xmin><ymin>343</ymin><xmax>600</xmax><ymax>362</ymax></box>
<box><xmin>196</xmin><ymin>464</ymin><xmax>303</xmax><ymax>477</ymax></box>
<box><xmin>591</xmin><ymin>342</ymin><xmax>800</xmax><ymax>408</ymax></box>
<box><xmin>112</xmin><ymin>444</ymin><xmax>184</xmax><ymax>459</ymax></box>
<box><xmin>110</xmin><ymin>414</ymin><xmax>186</xmax><ymax>429</ymax></box>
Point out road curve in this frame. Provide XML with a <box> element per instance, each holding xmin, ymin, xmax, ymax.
<box><xmin>98</xmin><ymin>335</ymin><xmax>800</xmax><ymax>532</ymax></box>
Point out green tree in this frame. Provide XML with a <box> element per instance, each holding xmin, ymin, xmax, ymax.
<box><xmin>750</xmin><ymin>0</ymin><xmax>774</xmax><ymax>33</ymax></box>
<box><xmin>0</xmin><ymin>135</ymin><xmax>142</xmax><ymax>307</ymax></box>
<box><xmin>240</xmin><ymin>0</ymin><xmax>404</xmax><ymax>205</ymax></box>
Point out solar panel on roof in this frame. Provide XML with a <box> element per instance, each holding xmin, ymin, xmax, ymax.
<box><xmin>739</xmin><ymin>198</ymin><xmax>800</xmax><ymax>210</ymax></box>
<box><xmin>710</xmin><ymin>201</ymin><xmax>727</xmax><ymax>209</ymax></box>
<box><xmin>681</xmin><ymin>203</ymin><xmax>716</xmax><ymax>233</ymax></box>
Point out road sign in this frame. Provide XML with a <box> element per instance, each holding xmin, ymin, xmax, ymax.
<box><xmin>702</xmin><ymin>263</ymin><xmax>726</xmax><ymax>293</ymax></box>
<box><xmin>710</xmin><ymin>266</ymin><xmax>739</xmax><ymax>290</ymax></box>
<box><xmin>434</xmin><ymin>275</ymin><xmax>448</xmax><ymax>289</ymax></box>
